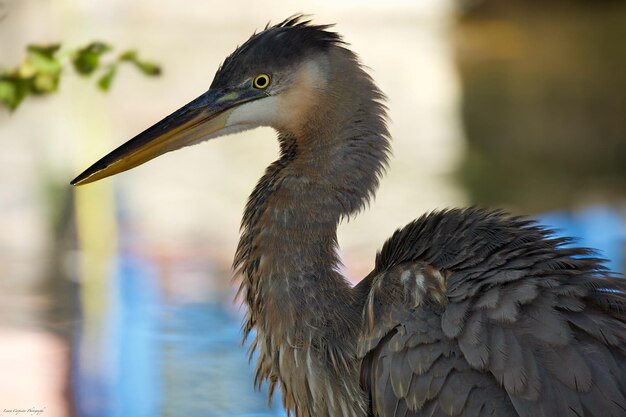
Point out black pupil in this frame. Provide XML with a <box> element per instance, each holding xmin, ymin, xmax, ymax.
<box><xmin>256</xmin><ymin>76</ymin><xmax>267</xmax><ymax>87</ymax></box>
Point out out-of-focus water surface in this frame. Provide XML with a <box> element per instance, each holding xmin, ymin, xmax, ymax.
<box><xmin>0</xmin><ymin>1</ymin><xmax>624</xmax><ymax>416</ymax></box>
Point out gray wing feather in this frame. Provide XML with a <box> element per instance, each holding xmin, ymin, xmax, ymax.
<box><xmin>358</xmin><ymin>208</ymin><xmax>626</xmax><ymax>417</ymax></box>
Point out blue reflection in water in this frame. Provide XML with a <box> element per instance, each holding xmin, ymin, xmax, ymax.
<box><xmin>74</xmin><ymin>252</ymin><xmax>285</xmax><ymax>417</ymax></box>
<box><xmin>539</xmin><ymin>205</ymin><xmax>626</xmax><ymax>274</ymax></box>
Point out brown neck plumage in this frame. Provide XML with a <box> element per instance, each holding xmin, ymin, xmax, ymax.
<box><xmin>235</xmin><ymin>48</ymin><xmax>389</xmax><ymax>336</ymax></box>
<box><xmin>233</xmin><ymin>49</ymin><xmax>389</xmax><ymax>416</ymax></box>
<box><xmin>235</xmin><ymin>48</ymin><xmax>390</xmax><ymax>340</ymax></box>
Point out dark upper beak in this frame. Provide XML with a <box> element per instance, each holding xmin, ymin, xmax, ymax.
<box><xmin>71</xmin><ymin>86</ymin><xmax>266</xmax><ymax>186</ymax></box>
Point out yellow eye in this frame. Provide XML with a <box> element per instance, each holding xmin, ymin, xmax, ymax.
<box><xmin>253</xmin><ymin>74</ymin><xmax>270</xmax><ymax>89</ymax></box>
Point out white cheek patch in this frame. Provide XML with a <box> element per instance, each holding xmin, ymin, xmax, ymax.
<box><xmin>183</xmin><ymin>96</ymin><xmax>282</xmax><ymax>149</ymax></box>
<box><xmin>182</xmin><ymin>124</ymin><xmax>255</xmax><ymax>150</ymax></box>
<box><xmin>226</xmin><ymin>96</ymin><xmax>284</xmax><ymax>129</ymax></box>
<box><xmin>204</xmin><ymin>124</ymin><xmax>255</xmax><ymax>140</ymax></box>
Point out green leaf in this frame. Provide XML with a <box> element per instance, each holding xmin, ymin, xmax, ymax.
<box><xmin>27</xmin><ymin>44</ymin><xmax>61</xmax><ymax>59</ymax></box>
<box><xmin>97</xmin><ymin>65</ymin><xmax>117</xmax><ymax>91</ymax></box>
<box><xmin>134</xmin><ymin>60</ymin><xmax>161</xmax><ymax>76</ymax></box>
<box><xmin>118</xmin><ymin>50</ymin><xmax>137</xmax><ymax>61</ymax></box>
<box><xmin>72</xmin><ymin>50</ymin><xmax>99</xmax><ymax>75</ymax></box>
<box><xmin>0</xmin><ymin>75</ymin><xmax>32</xmax><ymax>111</ymax></box>
<box><xmin>0</xmin><ymin>79</ymin><xmax>18</xmax><ymax>110</ymax></box>
<box><xmin>27</xmin><ymin>50</ymin><xmax>62</xmax><ymax>74</ymax></box>
<box><xmin>118</xmin><ymin>50</ymin><xmax>161</xmax><ymax>76</ymax></box>
<box><xmin>72</xmin><ymin>42</ymin><xmax>112</xmax><ymax>75</ymax></box>
<box><xmin>13</xmin><ymin>44</ymin><xmax>62</xmax><ymax>96</ymax></box>
<box><xmin>84</xmin><ymin>41</ymin><xmax>111</xmax><ymax>55</ymax></box>
<box><xmin>1</xmin><ymin>41</ymin><xmax>161</xmax><ymax>112</ymax></box>
<box><xmin>32</xmin><ymin>72</ymin><xmax>60</xmax><ymax>94</ymax></box>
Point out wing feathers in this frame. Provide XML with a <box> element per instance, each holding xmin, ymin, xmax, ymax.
<box><xmin>390</xmin><ymin>350</ymin><xmax>412</xmax><ymax>398</ymax></box>
<box><xmin>441</xmin><ymin>300</ymin><xmax>471</xmax><ymax>338</ymax></box>
<box><xmin>359</xmin><ymin>208</ymin><xmax>626</xmax><ymax>417</ymax></box>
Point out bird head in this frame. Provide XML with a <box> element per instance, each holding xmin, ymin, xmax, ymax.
<box><xmin>71</xmin><ymin>16</ymin><xmax>351</xmax><ymax>186</ymax></box>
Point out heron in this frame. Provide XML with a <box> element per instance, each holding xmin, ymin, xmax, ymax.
<box><xmin>72</xmin><ymin>16</ymin><xmax>626</xmax><ymax>417</ymax></box>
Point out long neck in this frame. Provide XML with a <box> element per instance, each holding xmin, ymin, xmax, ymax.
<box><xmin>235</xmin><ymin>49</ymin><xmax>390</xmax><ymax>341</ymax></box>
<box><xmin>234</xmin><ymin>51</ymin><xmax>389</xmax><ymax>417</ymax></box>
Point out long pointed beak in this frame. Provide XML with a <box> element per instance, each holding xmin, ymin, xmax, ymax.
<box><xmin>71</xmin><ymin>87</ymin><xmax>265</xmax><ymax>186</ymax></box>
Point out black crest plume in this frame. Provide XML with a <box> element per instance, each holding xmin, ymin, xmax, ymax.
<box><xmin>211</xmin><ymin>15</ymin><xmax>345</xmax><ymax>88</ymax></box>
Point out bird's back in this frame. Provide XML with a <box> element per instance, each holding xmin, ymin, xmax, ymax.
<box><xmin>357</xmin><ymin>208</ymin><xmax>626</xmax><ymax>417</ymax></box>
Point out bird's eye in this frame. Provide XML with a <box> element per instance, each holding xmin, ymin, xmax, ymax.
<box><xmin>253</xmin><ymin>74</ymin><xmax>270</xmax><ymax>89</ymax></box>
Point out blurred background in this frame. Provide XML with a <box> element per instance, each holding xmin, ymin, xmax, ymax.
<box><xmin>1</xmin><ymin>0</ymin><xmax>625</xmax><ymax>416</ymax></box>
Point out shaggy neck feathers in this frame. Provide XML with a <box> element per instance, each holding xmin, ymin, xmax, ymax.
<box><xmin>235</xmin><ymin>47</ymin><xmax>389</xmax><ymax>328</ymax></box>
<box><xmin>233</xmin><ymin>47</ymin><xmax>389</xmax><ymax>417</ymax></box>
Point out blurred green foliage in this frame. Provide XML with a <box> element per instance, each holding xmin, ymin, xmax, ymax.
<box><xmin>0</xmin><ymin>41</ymin><xmax>161</xmax><ymax>111</ymax></box>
